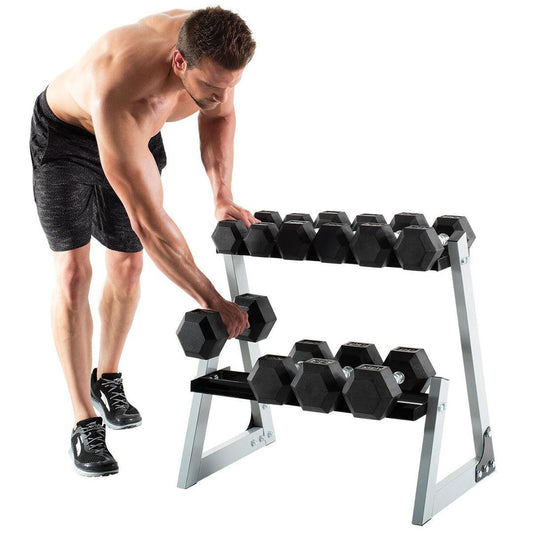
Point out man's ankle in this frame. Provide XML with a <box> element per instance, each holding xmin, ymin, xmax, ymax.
<box><xmin>97</xmin><ymin>367</ymin><xmax>119</xmax><ymax>380</ymax></box>
<box><xmin>74</xmin><ymin>411</ymin><xmax>98</xmax><ymax>429</ymax></box>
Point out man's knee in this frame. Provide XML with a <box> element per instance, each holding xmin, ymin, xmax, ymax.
<box><xmin>54</xmin><ymin>248</ymin><xmax>92</xmax><ymax>305</ymax></box>
<box><xmin>106</xmin><ymin>251</ymin><xmax>143</xmax><ymax>295</ymax></box>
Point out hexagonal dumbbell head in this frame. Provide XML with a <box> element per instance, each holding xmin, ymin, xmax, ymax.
<box><xmin>350</xmin><ymin>223</ymin><xmax>396</xmax><ymax>267</ymax></box>
<box><xmin>433</xmin><ymin>215</ymin><xmax>476</xmax><ymax>248</ymax></box>
<box><xmin>384</xmin><ymin>347</ymin><xmax>436</xmax><ymax>393</ymax></box>
<box><xmin>254</xmin><ymin>210</ymin><xmax>283</xmax><ymax>228</ymax></box>
<box><xmin>177</xmin><ymin>309</ymin><xmax>228</xmax><ymax>359</ymax></box>
<box><xmin>342</xmin><ymin>364</ymin><xmax>402</xmax><ymax>420</ymax></box>
<box><xmin>243</xmin><ymin>222</ymin><xmax>279</xmax><ymax>257</ymax></box>
<box><xmin>351</xmin><ymin>213</ymin><xmax>387</xmax><ymax>232</ymax></box>
<box><xmin>393</xmin><ymin>226</ymin><xmax>445</xmax><ymax>271</ymax></box>
<box><xmin>291</xmin><ymin>358</ymin><xmax>347</xmax><ymax>413</ymax></box>
<box><xmin>289</xmin><ymin>339</ymin><xmax>334</xmax><ymax>363</ymax></box>
<box><xmin>314</xmin><ymin>222</ymin><xmax>354</xmax><ymax>264</ymax></box>
<box><xmin>390</xmin><ymin>212</ymin><xmax>429</xmax><ymax>232</ymax></box>
<box><xmin>211</xmin><ymin>220</ymin><xmax>248</xmax><ymax>254</ymax></box>
<box><xmin>283</xmin><ymin>213</ymin><xmax>314</xmax><ymax>224</ymax></box>
<box><xmin>248</xmin><ymin>354</ymin><xmax>298</xmax><ymax>405</ymax></box>
<box><xmin>277</xmin><ymin>220</ymin><xmax>316</xmax><ymax>260</ymax></box>
<box><xmin>235</xmin><ymin>293</ymin><xmax>277</xmax><ymax>342</ymax></box>
<box><xmin>335</xmin><ymin>342</ymin><xmax>383</xmax><ymax>368</ymax></box>
<box><xmin>314</xmin><ymin>211</ymin><xmax>351</xmax><ymax>228</ymax></box>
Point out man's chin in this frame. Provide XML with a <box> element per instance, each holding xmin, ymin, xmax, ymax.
<box><xmin>190</xmin><ymin>95</ymin><xmax>217</xmax><ymax>111</ymax></box>
<box><xmin>199</xmin><ymin>101</ymin><xmax>219</xmax><ymax>111</ymax></box>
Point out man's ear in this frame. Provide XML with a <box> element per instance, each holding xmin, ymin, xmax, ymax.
<box><xmin>173</xmin><ymin>50</ymin><xmax>187</xmax><ymax>72</ymax></box>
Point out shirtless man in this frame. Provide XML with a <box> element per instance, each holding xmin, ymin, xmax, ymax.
<box><xmin>30</xmin><ymin>7</ymin><xmax>259</xmax><ymax>477</ymax></box>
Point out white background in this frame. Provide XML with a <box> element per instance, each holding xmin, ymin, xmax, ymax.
<box><xmin>1</xmin><ymin>0</ymin><xmax>531</xmax><ymax>531</ymax></box>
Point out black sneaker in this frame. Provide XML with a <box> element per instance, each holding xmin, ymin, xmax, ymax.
<box><xmin>90</xmin><ymin>368</ymin><xmax>142</xmax><ymax>430</ymax></box>
<box><xmin>70</xmin><ymin>417</ymin><xmax>119</xmax><ymax>477</ymax></box>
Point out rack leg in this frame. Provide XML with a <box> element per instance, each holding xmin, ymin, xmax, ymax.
<box><xmin>448</xmin><ymin>233</ymin><xmax>492</xmax><ymax>456</ymax></box>
<box><xmin>177</xmin><ymin>358</ymin><xmax>218</xmax><ymax>488</ymax></box>
<box><xmin>177</xmin><ymin>254</ymin><xmax>275</xmax><ymax>488</ymax></box>
<box><xmin>412</xmin><ymin>377</ymin><xmax>449</xmax><ymax>525</ymax></box>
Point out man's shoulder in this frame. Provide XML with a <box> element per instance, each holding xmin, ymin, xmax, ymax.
<box><xmin>137</xmin><ymin>9</ymin><xmax>191</xmax><ymax>36</ymax></box>
<box><xmin>88</xmin><ymin>25</ymin><xmax>169</xmax><ymax>98</ymax></box>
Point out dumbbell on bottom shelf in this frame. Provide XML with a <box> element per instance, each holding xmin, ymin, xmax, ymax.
<box><xmin>247</xmin><ymin>339</ymin><xmax>335</xmax><ymax>404</ymax></box>
<box><xmin>248</xmin><ymin>341</ymin><xmax>382</xmax><ymax>406</ymax></box>
<box><xmin>176</xmin><ymin>293</ymin><xmax>276</xmax><ymax>360</ymax></box>
<box><xmin>292</xmin><ymin>346</ymin><xmax>436</xmax><ymax>420</ymax></box>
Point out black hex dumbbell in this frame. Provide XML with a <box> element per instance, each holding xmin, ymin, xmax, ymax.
<box><xmin>342</xmin><ymin>347</ymin><xmax>436</xmax><ymax>420</ymax></box>
<box><xmin>276</xmin><ymin>219</ymin><xmax>319</xmax><ymax>261</ymax></box>
<box><xmin>248</xmin><ymin>340</ymin><xmax>334</xmax><ymax>404</ymax></box>
<box><xmin>350</xmin><ymin>212</ymin><xmax>429</xmax><ymax>267</ymax></box>
<box><xmin>243</xmin><ymin>211</ymin><xmax>284</xmax><ymax>258</ymax></box>
<box><xmin>351</xmin><ymin>213</ymin><xmax>387</xmax><ymax>232</ymax></box>
<box><xmin>290</xmin><ymin>342</ymin><xmax>384</xmax><ymax>413</ymax></box>
<box><xmin>313</xmin><ymin>213</ymin><xmax>388</xmax><ymax>264</ymax></box>
<box><xmin>394</xmin><ymin>215</ymin><xmax>475</xmax><ymax>271</ymax></box>
<box><xmin>177</xmin><ymin>294</ymin><xmax>276</xmax><ymax>359</ymax></box>
<box><xmin>314</xmin><ymin>211</ymin><xmax>351</xmax><ymax>228</ymax></box>
<box><xmin>212</xmin><ymin>220</ymin><xmax>249</xmax><ymax>255</ymax></box>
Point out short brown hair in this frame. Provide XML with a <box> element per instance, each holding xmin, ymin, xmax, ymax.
<box><xmin>176</xmin><ymin>6</ymin><xmax>256</xmax><ymax>70</ymax></box>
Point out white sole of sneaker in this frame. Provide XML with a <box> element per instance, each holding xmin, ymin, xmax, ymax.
<box><xmin>91</xmin><ymin>398</ymin><xmax>143</xmax><ymax>430</ymax></box>
<box><xmin>68</xmin><ymin>448</ymin><xmax>119</xmax><ymax>477</ymax></box>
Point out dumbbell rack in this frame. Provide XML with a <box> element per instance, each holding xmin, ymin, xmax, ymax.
<box><xmin>177</xmin><ymin>230</ymin><xmax>495</xmax><ymax>526</ymax></box>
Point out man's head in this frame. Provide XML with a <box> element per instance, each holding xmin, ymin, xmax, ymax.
<box><xmin>172</xmin><ymin>6</ymin><xmax>255</xmax><ymax>110</ymax></box>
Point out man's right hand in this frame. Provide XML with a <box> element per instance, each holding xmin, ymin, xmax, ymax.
<box><xmin>211</xmin><ymin>298</ymin><xmax>249</xmax><ymax>339</ymax></box>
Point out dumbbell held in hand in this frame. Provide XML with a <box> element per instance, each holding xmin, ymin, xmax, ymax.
<box><xmin>177</xmin><ymin>294</ymin><xmax>276</xmax><ymax>359</ymax></box>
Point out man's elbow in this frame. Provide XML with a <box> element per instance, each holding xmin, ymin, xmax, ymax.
<box><xmin>129</xmin><ymin>206</ymin><xmax>167</xmax><ymax>243</ymax></box>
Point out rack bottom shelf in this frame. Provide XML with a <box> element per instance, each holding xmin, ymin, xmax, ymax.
<box><xmin>191</xmin><ymin>368</ymin><xmax>428</xmax><ymax>421</ymax></box>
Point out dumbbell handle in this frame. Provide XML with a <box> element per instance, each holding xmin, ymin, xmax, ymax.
<box><xmin>343</xmin><ymin>365</ymin><xmax>405</xmax><ymax>385</ymax></box>
<box><xmin>394</xmin><ymin>229</ymin><xmax>449</xmax><ymax>246</ymax></box>
<box><xmin>235</xmin><ymin>303</ymin><xmax>252</xmax><ymax>338</ymax></box>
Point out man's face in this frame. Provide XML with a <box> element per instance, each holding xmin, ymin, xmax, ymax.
<box><xmin>180</xmin><ymin>56</ymin><xmax>244</xmax><ymax>111</ymax></box>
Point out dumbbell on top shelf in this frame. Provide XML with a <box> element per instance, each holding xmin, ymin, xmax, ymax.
<box><xmin>313</xmin><ymin>213</ymin><xmax>388</xmax><ymax>264</ymax></box>
<box><xmin>211</xmin><ymin>211</ymin><xmax>284</xmax><ymax>258</ymax></box>
<box><xmin>245</xmin><ymin>211</ymin><xmax>320</xmax><ymax>260</ymax></box>
<box><xmin>290</xmin><ymin>341</ymin><xmax>384</xmax><ymax>413</ymax></box>
<box><xmin>177</xmin><ymin>294</ymin><xmax>276</xmax><ymax>360</ymax></box>
<box><xmin>244</xmin><ymin>211</ymin><xmax>283</xmax><ymax>258</ymax></box>
<box><xmin>350</xmin><ymin>212</ymin><xmax>429</xmax><ymax>268</ymax></box>
<box><xmin>276</xmin><ymin>212</ymin><xmax>319</xmax><ymax>261</ymax></box>
<box><xmin>394</xmin><ymin>215</ymin><xmax>476</xmax><ymax>271</ymax></box>
<box><xmin>343</xmin><ymin>347</ymin><xmax>436</xmax><ymax>420</ymax></box>
<box><xmin>280</xmin><ymin>210</ymin><xmax>385</xmax><ymax>264</ymax></box>
<box><xmin>248</xmin><ymin>339</ymin><xmax>334</xmax><ymax>404</ymax></box>
<box><xmin>212</xmin><ymin>210</ymin><xmax>356</xmax><ymax>261</ymax></box>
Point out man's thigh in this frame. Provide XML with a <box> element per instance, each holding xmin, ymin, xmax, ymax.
<box><xmin>33</xmin><ymin>170</ymin><xmax>94</xmax><ymax>252</ymax></box>
<box><xmin>91</xmin><ymin>182</ymin><xmax>143</xmax><ymax>253</ymax></box>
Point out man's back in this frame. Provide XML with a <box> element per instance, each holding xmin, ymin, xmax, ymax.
<box><xmin>46</xmin><ymin>9</ymin><xmax>196</xmax><ymax>135</ymax></box>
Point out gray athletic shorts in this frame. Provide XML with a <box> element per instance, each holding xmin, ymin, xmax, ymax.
<box><xmin>30</xmin><ymin>88</ymin><xmax>167</xmax><ymax>252</ymax></box>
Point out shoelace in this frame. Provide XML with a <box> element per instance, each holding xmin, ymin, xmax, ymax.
<box><xmin>80</xmin><ymin>422</ymin><xmax>107</xmax><ymax>455</ymax></box>
<box><xmin>100</xmin><ymin>376</ymin><xmax>130</xmax><ymax>410</ymax></box>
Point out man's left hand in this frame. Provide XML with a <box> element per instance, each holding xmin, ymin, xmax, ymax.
<box><xmin>215</xmin><ymin>200</ymin><xmax>259</xmax><ymax>228</ymax></box>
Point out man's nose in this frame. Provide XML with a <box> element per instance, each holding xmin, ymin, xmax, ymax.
<box><xmin>214</xmin><ymin>89</ymin><xmax>229</xmax><ymax>104</ymax></box>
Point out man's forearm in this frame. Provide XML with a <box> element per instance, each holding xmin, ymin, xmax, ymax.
<box><xmin>199</xmin><ymin>112</ymin><xmax>236</xmax><ymax>205</ymax></box>
<box><xmin>133</xmin><ymin>212</ymin><xmax>222</xmax><ymax>309</ymax></box>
